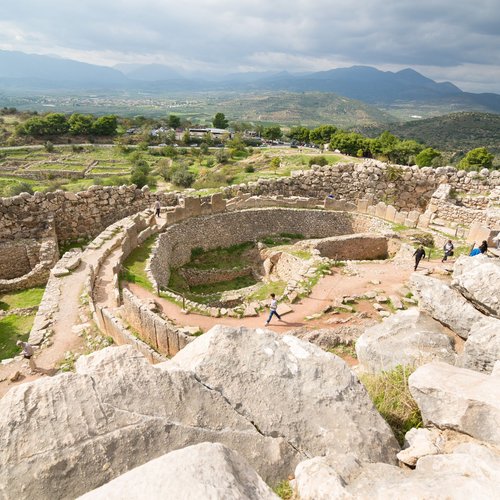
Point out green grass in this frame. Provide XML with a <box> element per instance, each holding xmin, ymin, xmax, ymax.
<box><xmin>273</xmin><ymin>480</ymin><xmax>294</xmax><ymax>499</ymax></box>
<box><xmin>0</xmin><ymin>287</ymin><xmax>45</xmax><ymax>311</ymax></box>
<box><xmin>0</xmin><ymin>314</ymin><xmax>36</xmax><ymax>359</ymax></box>
<box><xmin>291</xmin><ymin>249</ymin><xmax>312</xmax><ymax>260</ymax></box>
<box><xmin>360</xmin><ymin>365</ymin><xmax>423</xmax><ymax>445</ymax></box>
<box><xmin>327</xmin><ymin>344</ymin><xmax>357</xmax><ymax>358</ymax></box>
<box><xmin>186</xmin><ymin>242</ymin><xmax>254</xmax><ymax>270</ymax></box>
<box><xmin>248</xmin><ymin>280</ymin><xmax>287</xmax><ymax>301</ymax></box>
<box><xmin>121</xmin><ymin>235</ymin><xmax>157</xmax><ymax>291</ymax></box>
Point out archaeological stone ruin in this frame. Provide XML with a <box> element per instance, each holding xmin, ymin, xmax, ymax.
<box><xmin>0</xmin><ymin>159</ymin><xmax>499</xmax><ymax>499</ymax></box>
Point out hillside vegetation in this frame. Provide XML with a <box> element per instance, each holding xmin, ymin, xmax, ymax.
<box><xmin>361</xmin><ymin>112</ymin><xmax>500</xmax><ymax>154</ymax></box>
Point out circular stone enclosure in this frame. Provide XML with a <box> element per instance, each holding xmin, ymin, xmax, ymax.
<box><xmin>149</xmin><ymin>208</ymin><xmax>393</xmax><ymax>289</ymax></box>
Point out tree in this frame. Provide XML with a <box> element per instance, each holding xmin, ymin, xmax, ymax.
<box><xmin>167</xmin><ymin>114</ymin><xmax>181</xmax><ymax>129</ymax></box>
<box><xmin>130</xmin><ymin>159</ymin><xmax>151</xmax><ymax>188</ymax></box>
<box><xmin>92</xmin><ymin>115</ymin><xmax>117</xmax><ymax>136</ymax></box>
<box><xmin>68</xmin><ymin>113</ymin><xmax>94</xmax><ymax>135</ymax></box>
<box><xmin>458</xmin><ymin>147</ymin><xmax>494</xmax><ymax>170</ymax></box>
<box><xmin>309</xmin><ymin>125</ymin><xmax>337</xmax><ymax>145</ymax></box>
<box><xmin>44</xmin><ymin>113</ymin><xmax>69</xmax><ymax>135</ymax></box>
<box><xmin>171</xmin><ymin>167</ymin><xmax>195</xmax><ymax>188</ymax></box>
<box><xmin>416</xmin><ymin>147</ymin><xmax>441</xmax><ymax>167</ymax></box>
<box><xmin>329</xmin><ymin>132</ymin><xmax>367</xmax><ymax>156</ymax></box>
<box><xmin>289</xmin><ymin>126</ymin><xmax>310</xmax><ymax>143</ymax></box>
<box><xmin>212</xmin><ymin>112</ymin><xmax>229</xmax><ymax>129</ymax></box>
<box><xmin>263</xmin><ymin>126</ymin><xmax>282</xmax><ymax>141</ymax></box>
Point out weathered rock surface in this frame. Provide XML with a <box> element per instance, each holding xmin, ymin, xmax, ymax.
<box><xmin>356</xmin><ymin>309</ymin><xmax>456</xmax><ymax>374</ymax></box>
<box><xmin>0</xmin><ymin>345</ymin><xmax>299</xmax><ymax>500</ymax></box>
<box><xmin>462</xmin><ymin>317</ymin><xmax>500</xmax><ymax>373</ymax></box>
<box><xmin>172</xmin><ymin>325</ymin><xmax>400</xmax><ymax>463</ymax></box>
<box><xmin>294</xmin><ymin>444</ymin><xmax>500</xmax><ymax>499</ymax></box>
<box><xmin>396</xmin><ymin>427</ymin><xmax>444</xmax><ymax>466</ymax></box>
<box><xmin>452</xmin><ymin>255</ymin><xmax>500</xmax><ymax>317</ymax></box>
<box><xmin>409</xmin><ymin>362</ymin><xmax>500</xmax><ymax>445</ymax></box>
<box><xmin>79</xmin><ymin>442</ymin><xmax>278</xmax><ymax>500</ymax></box>
<box><xmin>287</xmin><ymin>325</ymin><xmax>365</xmax><ymax>350</ymax></box>
<box><xmin>410</xmin><ymin>273</ymin><xmax>485</xmax><ymax>339</ymax></box>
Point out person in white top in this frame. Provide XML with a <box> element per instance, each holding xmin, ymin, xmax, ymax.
<box><xmin>16</xmin><ymin>340</ymin><xmax>37</xmax><ymax>372</ymax></box>
<box><xmin>442</xmin><ymin>240</ymin><xmax>454</xmax><ymax>262</ymax></box>
<box><xmin>265</xmin><ymin>293</ymin><xmax>283</xmax><ymax>326</ymax></box>
<box><xmin>154</xmin><ymin>199</ymin><xmax>161</xmax><ymax>218</ymax></box>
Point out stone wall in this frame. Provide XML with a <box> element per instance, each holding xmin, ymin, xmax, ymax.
<box><xmin>93</xmin><ymin>305</ymin><xmax>165</xmax><ymax>364</ymax></box>
<box><xmin>121</xmin><ymin>288</ymin><xmax>193</xmax><ymax>357</ymax></box>
<box><xmin>222</xmin><ymin>162</ymin><xmax>499</xmax><ymax>211</ymax></box>
<box><xmin>0</xmin><ymin>237</ymin><xmax>59</xmax><ymax>292</ymax></box>
<box><xmin>179</xmin><ymin>267</ymin><xmax>253</xmax><ymax>287</ymax></box>
<box><xmin>149</xmin><ymin>208</ymin><xmax>393</xmax><ymax>288</ymax></box>
<box><xmin>0</xmin><ymin>185</ymin><xmax>177</xmax><ymax>243</ymax></box>
<box><xmin>309</xmin><ymin>234</ymin><xmax>389</xmax><ymax>260</ymax></box>
<box><xmin>0</xmin><ymin>240</ymin><xmax>34</xmax><ymax>279</ymax></box>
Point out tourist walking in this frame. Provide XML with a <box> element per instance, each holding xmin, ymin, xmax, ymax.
<box><xmin>442</xmin><ymin>240</ymin><xmax>454</xmax><ymax>262</ymax></box>
<box><xmin>265</xmin><ymin>293</ymin><xmax>282</xmax><ymax>326</ymax></box>
<box><xmin>154</xmin><ymin>199</ymin><xmax>161</xmax><ymax>218</ymax></box>
<box><xmin>413</xmin><ymin>245</ymin><xmax>426</xmax><ymax>271</ymax></box>
<box><xmin>16</xmin><ymin>340</ymin><xmax>37</xmax><ymax>373</ymax></box>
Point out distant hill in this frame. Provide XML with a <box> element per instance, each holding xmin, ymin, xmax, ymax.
<box><xmin>249</xmin><ymin>66</ymin><xmax>500</xmax><ymax>114</ymax></box>
<box><xmin>359</xmin><ymin>112</ymin><xmax>500</xmax><ymax>153</ymax></box>
<box><xmin>0</xmin><ymin>50</ymin><xmax>128</xmax><ymax>89</ymax></box>
<box><xmin>212</xmin><ymin>92</ymin><xmax>394</xmax><ymax>128</ymax></box>
<box><xmin>1</xmin><ymin>50</ymin><xmax>500</xmax><ymax>118</ymax></box>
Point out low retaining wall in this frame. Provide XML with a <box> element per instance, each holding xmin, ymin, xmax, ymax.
<box><xmin>310</xmin><ymin>234</ymin><xmax>388</xmax><ymax>260</ymax></box>
<box><xmin>0</xmin><ymin>238</ymin><xmax>59</xmax><ymax>292</ymax></box>
<box><xmin>121</xmin><ymin>288</ymin><xmax>193</xmax><ymax>357</ymax></box>
<box><xmin>179</xmin><ymin>266</ymin><xmax>253</xmax><ymax>286</ymax></box>
<box><xmin>94</xmin><ymin>305</ymin><xmax>165</xmax><ymax>364</ymax></box>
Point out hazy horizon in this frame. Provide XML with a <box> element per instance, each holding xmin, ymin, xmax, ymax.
<box><xmin>1</xmin><ymin>0</ymin><xmax>499</xmax><ymax>93</ymax></box>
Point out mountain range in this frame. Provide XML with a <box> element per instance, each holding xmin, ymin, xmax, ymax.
<box><xmin>1</xmin><ymin>49</ymin><xmax>499</xmax><ymax>115</ymax></box>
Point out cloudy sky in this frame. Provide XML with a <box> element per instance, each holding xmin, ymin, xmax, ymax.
<box><xmin>1</xmin><ymin>0</ymin><xmax>499</xmax><ymax>92</ymax></box>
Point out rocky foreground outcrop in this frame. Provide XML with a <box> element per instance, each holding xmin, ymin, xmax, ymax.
<box><xmin>356</xmin><ymin>309</ymin><xmax>456</xmax><ymax>373</ymax></box>
<box><xmin>172</xmin><ymin>325</ymin><xmax>399</xmax><ymax>462</ymax></box>
<box><xmin>409</xmin><ymin>362</ymin><xmax>500</xmax><ymax>446</ymax></box>
<box><xmin>293</xmin><ymin>443</ymin><xmax>500</xmax><ymax>499</ymax></box>
<box><xmin>79</xmin><ymin>442</ymin><xmax>278</xmax><ymax>500</ymax></box>
<box><xmin>0</xmin><ymin>327</ymin><xmax>399</xmax><ymax>500</ymax></box>
<box><xmin>0</xmin><ymin>344</ymin><xmax>296</xmax><ymax>499</ymax></box>
<box><xmin>410</xmin><ymin>273</ymin><xmax>485</xmax><ymax>339</ymax></box>
<box><xmin>452</xmin><ymin>255</ymin><xmax>500</xmax><ymax>318</ymax></box>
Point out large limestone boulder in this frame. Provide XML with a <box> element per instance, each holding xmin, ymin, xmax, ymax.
<box><xmin>410</xmin><ymin>273</ymin><xmax>485</xmax><ymax>339</ymax></box>
<box><xmin>79</xmin><ymin>442</ymin><xmax>278</xmax><ymax>500</ymax></box>
<box><xmin>0</xmin><ymin>345</ymin><xmax>299</xmax><ymax>500</ymax></box>
<box><xmin>452</xmin><ymin>255</ymin><xmax>500</xmax><ymax>317</ymax></box>
<box><xmin>172</xmin><ymin>325</ymin><xmax>400</xmax><ymax>463</ymax></box>
<box><xmin>356</xmin><ymin>309</ymin><xmax>456</xmax><ymax>374</ymax></box>
<box><xmin>409</xmin><ymin>362</ymin><xmax>500</xmax><ymax>445</ymax></box>
<box><xmin>294</xmin><ymin>444</ymin><xmax>500</xmax><ymax>499</ymax></box>
<box><xmin>462</xmin><ymin>317</ymin><xmax>500</xmax><ymax>373</ymax></box>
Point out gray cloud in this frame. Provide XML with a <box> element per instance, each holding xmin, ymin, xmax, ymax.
<box><xmin>0</xmin><ymin>0</ymin><xmax>499</xmax><ymax>92</ymax></box>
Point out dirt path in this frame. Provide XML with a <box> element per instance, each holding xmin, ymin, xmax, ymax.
<box><xmin>128</xmin><ymin>259</ymin><xmax>416</xmax><ymax>332</ymax></box>
<box><xmin>0</xmin><ymin>229</ymin><xmax>131</xmax><ymax>397</ymax></box>
<box><xmin>0</xmin><ymin>250</ymin><xmax>449</xmax><ymax>399</ymax></box>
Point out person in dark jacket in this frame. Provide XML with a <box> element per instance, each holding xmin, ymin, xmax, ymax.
<box><xmin>413</xmin><ymin>245</ymin><xmax>426</xmax><ymax>271</ymax></box>
<box><xmin>479</xmin><ymin>240</ymin><xmax>488</xmax><ymax>254</ymax></box>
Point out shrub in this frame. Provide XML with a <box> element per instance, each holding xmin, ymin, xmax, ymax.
<box><xmin>244</xmin><ymin>165</ymin><xmax>255</xmax><ymax>173</ymax></box>
<box><xmin>44</xmin><ymin>140</ymin><xmax>54</xmax><ymax>152</ymax></box>
<box><xmin>308</xmin><ymin>155</ymin><xmax>328</xmax><ymax>167</ymax></box>
<box><xmin>360</xmin><ymin>365</ymin><xmax>422</xmax><ymax>444</ymax></box>
<box><xmin>171</xmin><ymin>167</ymin><xmax>195</xmax><ymax>188</ymax></box>
<box><xmin>9</xmin><ymin>182</ymin><xmax>34</xmax><ymax>196</ymax></box>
